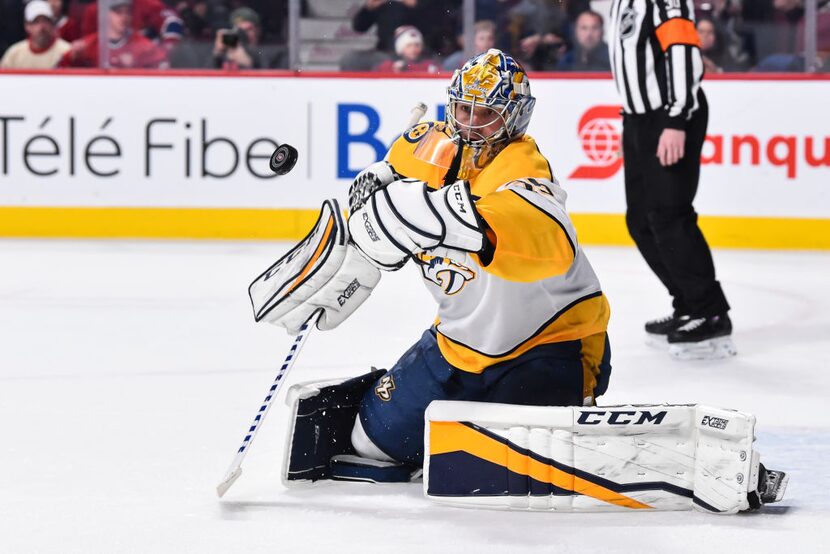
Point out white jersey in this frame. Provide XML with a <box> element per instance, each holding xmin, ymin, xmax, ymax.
<box><xmin>0</xmin><ymin>38</ymin><xmax>70</xmax><ymax>69</ymax></box>
<box><xmin>388</xmin><ymin>122</ymin><xmax>610</xmax><ymax>395</ymax></box>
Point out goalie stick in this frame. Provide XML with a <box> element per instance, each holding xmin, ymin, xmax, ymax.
<box><xmin>216</xmin><ymin>309</ymin><xmax>322</xmax><ymax>497</ymax></box>
<box><xmin>408</xmin><ymin>102</ymin><xmax>427</xmax><ymax>128</ymax></box>
<box><xmin>216</xmin><ymin>102</ymin><xmax>427</xmax><ymax>498</ymax></box>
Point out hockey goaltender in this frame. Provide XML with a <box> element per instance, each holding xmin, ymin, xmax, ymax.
<box><xmin>242</xmin><ymin>50</ymin><xmax>787</xmax><ymax>514</ymax></box>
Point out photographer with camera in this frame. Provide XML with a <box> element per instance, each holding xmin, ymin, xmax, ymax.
<box><xmin>212</xmin><ymin>6</ymin><xmax>263</xmax><ymax>70</ymax></box>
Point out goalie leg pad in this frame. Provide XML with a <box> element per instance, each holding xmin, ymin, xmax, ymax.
<box><xmin>424</xmin><ymin>402</ymin><xmax>783</xmax><ymax>514</ymax></box>
<box><xmin>283</xmin><ymin>369</ymin><xmax>386</xmax><ymax>483</ymax></box>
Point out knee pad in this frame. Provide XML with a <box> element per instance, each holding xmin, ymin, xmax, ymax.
<box><xmin>283</xmin><ymin>369</ymin><xmax>385</xmax><ymax>483</ymax></box>
<box><xmin>282</xmin><ymin>369</ymin><xmax>419</xmax><ymax>484</ymax></box>
<box><xmin>351</xmin><ymin>416</ymin><xmax>397</xmax><ymax>462</ymax></box>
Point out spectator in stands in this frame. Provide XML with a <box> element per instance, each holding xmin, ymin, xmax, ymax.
<box><xmin>53</xmin><ymin>0</ymin><xmax>86</xmax><ymax>42</ymax></box>
<box><xmin>416</xmin><ymin>0</ymin><xmax>463</xmax><ymax>58</ymax></box>
<box><xmin>742</xmin><ymin>0</ymin><xmax>803</xmax><ymax>66</ymax></box>
<box><xmin>520</xmin><ymin>30</ymin><xmax>566</xmax><ymax>70</ymax></box>
<box><xmin>353</xmin><ymin>0</ymin><xmax>421</xmax><ymax>54</ymax></box>
<box><xmin>442</xmin><ymin>19</ymin><xmax>496</xmax><ymax>71</ymax></box>
<box><xmin>697</xmin><ymin>16</ymin><xmax>725</xmax><ymax>73</ymax></box>
<box><xmin>59</xmin><ymin>0</ymin><xmax>169</xmax><ymax>68</ymax></box>
<box><xmin>212</xmin><ymin>6</ymin><xmax>263</xmax><ymax>69</ymax></box>
<box><xmin>177</xmin><ymin>1</ymin><xmax>228</xmax><ymax>42</ymax></box>
<box><xmin>226</xmin><ymin>0</ymin><xmax>295</xmax><ymax>45</ymax></box>
<box><xmin>755</xmin><ymin>0</ymin><xmax>830</xmax><ymax>71</ymax></box>
<box><xmin>808</xmin><ymin>2</ymin><xmax>830</xmax><ymax>71</ymax></box>
<box><xmin>210</xmin><ymin>6</ymin><xmax>286</xmax><ymax>69</ymax></box>
<box><xmin>0</xmin><ymin>0</ymin><xmax>26</xmax><ymax>55</ymax></box>
<box><xmin>47</xmin><ymin>0</ymin><xmax>79</xmax><ymax>42</ymax></box>
<box><xmin>512</xmin><ymin>0</ymin><xmax>590</xmax><ymax>69</ymax></box>
<box><xmin>1</xmin><ymin>0</ymin><xmax>70</xmax><ymax>69</ymax></box>
<box><xmin>79</xmin><ymin>0</ymin><xmax>184</xmax><ymax>48</ymax></box>
<box><xmin>695</xmin><ymin>0</ymin><xmax>752</xmax><ymax>70</ymax></box>
<box><xmin>771</xmin><ymin>0</ymin><xmax>805</xmax><ymax>53</ymax></box>
<box><xmin>695</xmin><ymin>15</ymin><xmax>744</xmax><ymax>72</ymax></box>
<box><xmin>556</xmin><ymin>10</ymin><xmax>609</xmax><ymax>71</ymax></box>
<box><xmin>375</xmin><ymin>25</ymin><xmax>438</xmax><ymax>72</ymax></box>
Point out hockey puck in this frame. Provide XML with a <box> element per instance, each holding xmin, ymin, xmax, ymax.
<box><xmin>269</xmin><ymin>144</ymin><xmax>298</xmax><ymax>175</ymax></box>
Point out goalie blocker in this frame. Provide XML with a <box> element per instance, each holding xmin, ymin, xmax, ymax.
<box><xmin>281</xmin><ymin>376</ymin><xmax>786</xmax><ymax>514</ymax></box>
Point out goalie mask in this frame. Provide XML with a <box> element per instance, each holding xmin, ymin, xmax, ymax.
<box><xmin>444</xmin><ymin>49</ymin><xmax>536</xmax><ymax>171</ymax></box>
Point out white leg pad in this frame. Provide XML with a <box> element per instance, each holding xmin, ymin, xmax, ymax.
<box><xmin>424</xmin><ymin>402</ymin><xmax>762</xmax><ymax>514</ymax></box>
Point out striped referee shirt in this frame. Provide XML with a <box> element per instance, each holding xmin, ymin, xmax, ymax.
<box><xmin>608</xmin><ymin>0</ymin><xmax>704</xmax><ymax>129</ymax></box>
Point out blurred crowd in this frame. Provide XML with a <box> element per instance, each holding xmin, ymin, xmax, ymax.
<box><xmin>0</xmin><ymin>0</ymin><xmax>296</xmax><ymax>69</ymax></box>
<box><xmin>0</xmin><ymin>0</ymin><xmax>828</xmax><ymax>72</ymax></box>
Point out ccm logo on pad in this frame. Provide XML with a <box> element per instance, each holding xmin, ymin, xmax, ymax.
<box><xmin>577</xmin><ymin>410</ymin><xmax>668</xmax><ymax>425</ymax></box>
<box><xmin>452</xmin><ymin>185</ymin><xmax>467</xmax><ymax>214</ymax></box>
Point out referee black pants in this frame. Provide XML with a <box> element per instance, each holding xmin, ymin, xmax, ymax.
<box><xmin>622</xmin><ymin>92</ymin><xmax>730</xmax><ymax>318</ymax></box>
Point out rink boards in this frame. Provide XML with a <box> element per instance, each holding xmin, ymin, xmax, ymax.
<box><xmin>0</xmin><ymin>71</ymin><xmax>827</xmax><ymax>248</ymax></box>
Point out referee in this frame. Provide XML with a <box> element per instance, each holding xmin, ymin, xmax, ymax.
<box><xmin>608</xmin><ymin>0</ymin><xmax>734</xmax><ymax>359</ymax></box>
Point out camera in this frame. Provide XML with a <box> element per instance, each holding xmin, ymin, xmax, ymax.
<box><xmin>221</xmin><ymin>28</ymin><xmax>243</xmax><ymax>48</ymax></box>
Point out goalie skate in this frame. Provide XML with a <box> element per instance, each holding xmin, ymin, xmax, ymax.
<box><xmin>762</xmin><ymin>468</ymin><xmax>789</xmax><ymax>503</ymax></box>
<box><xmin>747</xmin><ymin>464</ymin><xmax>789</xmax><ymax>510</ymax></box>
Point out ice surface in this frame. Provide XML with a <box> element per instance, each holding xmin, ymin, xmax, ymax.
<box><xmin>1</xmin><ymin>240</ymin><xmax>828</xmax><ymax>553</ymax></box>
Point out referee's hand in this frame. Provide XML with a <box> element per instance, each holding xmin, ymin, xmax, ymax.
<box><xmin>657</xmin><ymin>129</ymin><xmax>686</xmax><ymax>167</ymax></box>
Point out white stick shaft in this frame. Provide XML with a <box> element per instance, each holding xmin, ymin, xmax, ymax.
<box><xmin>216</xmin><ymin>310</ymin><xmax>321</xmax><ymax>497</ymax></box>
<box><xmin>407</xmin><ymin>102</ymin><xmax>427</xmax><ymax>128</ymax></box>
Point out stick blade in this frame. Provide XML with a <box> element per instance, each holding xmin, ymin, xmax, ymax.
<box><xmin>216</xmin><ymin>467</ymin><xmax>242</xmax><ymax>498</ymax></box>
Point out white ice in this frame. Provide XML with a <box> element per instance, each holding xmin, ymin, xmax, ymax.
<box><xmin>1</xmin><ymin>240</ymin><xmax>828</xmax><ymax>553</ymax></box>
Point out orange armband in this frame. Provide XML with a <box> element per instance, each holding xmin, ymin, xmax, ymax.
<box><xmin>655</xmin><ymin>18</ymin><xmax>701</xmax><ymax>51</ymax></box>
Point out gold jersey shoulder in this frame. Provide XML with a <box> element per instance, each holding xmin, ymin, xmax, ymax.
<box><xmin>387</xmin><ymin>121</ymin><xmax>448</xmax><ymax>188</ymax></box>
<box><xmin>387</xmin><ymin>121</ymin><xmax>555</xmax><ymax>194</ymax></box>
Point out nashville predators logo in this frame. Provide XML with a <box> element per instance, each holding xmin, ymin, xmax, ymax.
<box><xmin>375</xmin><ymin>374</ymin><xmax>396</xmax><ymax>402</ymax></box>
<box><xmin>417</xmin><ymin>254</ymin><xmax>476</xmax><ymax>295</ymax></box>
<box><xmin>403</xmin><ymin>121</ymin><xmax>435</xmax><ymax>143</ymax></box>
<box><xmin>461</xmin><ymin>57</ymin><xmax>501</xmax><ymax>100</ymax></box>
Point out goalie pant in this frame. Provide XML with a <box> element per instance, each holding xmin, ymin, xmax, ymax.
<box><xmin>354</xmin><ymin>328</ymin><xmax>611</xmax><ymax>464</ymax></box>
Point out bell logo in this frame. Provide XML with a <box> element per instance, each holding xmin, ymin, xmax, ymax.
<box><xmin>568</xmin><ymin>105</ymin><xmax>624</xmax><ymax>180</ymax></box>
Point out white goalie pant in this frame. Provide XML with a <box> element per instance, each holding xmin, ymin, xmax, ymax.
<box><xmin>424</xmin><ymin>401</ymin><xmax>763</xmax><ymax>514</ymax></box>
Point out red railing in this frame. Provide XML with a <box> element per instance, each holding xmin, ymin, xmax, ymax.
<box><xmin>1</xmin><ymin>68</ymin><xmax>829</xmax><ymax>80</ymax></box>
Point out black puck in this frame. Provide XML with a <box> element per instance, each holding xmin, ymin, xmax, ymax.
<box><xmin>269</xmin><ymin>144</ymin><xmax>298</xmax><ymax>175</ymax></box>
